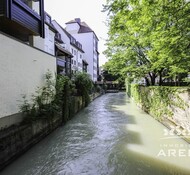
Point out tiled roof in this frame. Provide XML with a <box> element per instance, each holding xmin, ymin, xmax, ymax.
<box><xmin>66</xmin><ymin>18</ymin><xmax>99</xmax><ymax>40</ymax></box>
<box><xmin>55</xmin><ymin>43</ymin><xmax>73</xmax><ymax>58</ymax></box>
<box><xmin>66</xmin><ymin>19</ymin><xmax>93</xmax><ymax>33</ymax></box>
<box><xmin>78</xmin><ymin>22</ymin><xmax>93</xmax><ymax>33</ymax></box>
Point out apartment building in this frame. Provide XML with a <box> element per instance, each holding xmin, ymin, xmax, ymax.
<box><xmin>65</xmin><ymin>18</ymin><xmax>99</xmax><ymax>81</ymax></box>
<box><xmin>52</xmin><ymin>20</ymin><xmax>85</xmax><ymax>74</ymax></box>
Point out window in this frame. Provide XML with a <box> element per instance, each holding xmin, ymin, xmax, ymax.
<box><xmin>74</xmin><ymin>50</ymin><xmax>76</xmax><ymax>55</ymax></box>
<box><xmin>71</xmin><ymin>37</ymin><xmax>76</xmax><ymax>44</ymax></box>
<box><xmin>78</xmin><ymin>63</ymin><xmax>82</xmax><ymax>67</ymax></box>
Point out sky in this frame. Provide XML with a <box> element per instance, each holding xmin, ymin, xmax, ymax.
<box><xmin>44</xmin><ymin>0</ymin><xmax>108</xmax><ymax>66</ymax></box>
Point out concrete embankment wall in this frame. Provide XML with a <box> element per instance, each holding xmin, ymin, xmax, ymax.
<box><xmin>0</xmin><ymin>32</ymin><xmax>56</xmax><ymax>128</ymax></box>
<box><xmin>0</xmin><ymin>94</ymin><xmax>101</xmax><ymax>171</ymax></box>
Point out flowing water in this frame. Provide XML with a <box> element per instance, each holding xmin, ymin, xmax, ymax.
<box><xmin>1</xmin><ymin>92</ymin><xmax>190</xmax><ymax>175</ymax></box>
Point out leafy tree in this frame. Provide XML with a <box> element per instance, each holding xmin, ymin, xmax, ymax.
<box><xmin>73</xmin><ymin>72</ymin><xmax>93</xmax><ymax>106</ymax></box>
<box><xmin>104</xmin><ymin>0</ymin><xmax>190</xmax><ymax>86</ymax></box>
<box><xmin>101</xmin><ymin>69</ymin><xmax>119</xmax><ymax>82</ymax></box>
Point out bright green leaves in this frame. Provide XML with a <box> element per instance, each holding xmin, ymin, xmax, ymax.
<box><xmin>104</xmin><ymin>0</ymin><xmax>190</xmax><ymax>85</ymax></box>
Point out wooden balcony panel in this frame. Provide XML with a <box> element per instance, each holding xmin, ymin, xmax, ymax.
<box><xmin>12</xmin><ymin>3</ymin><xmax>40</xmax><ymax>34</ymax></box>
<box><xmin>0</xmin><ymin>0</ymin><xmax>44</xmax><ymax>39</ymax></box>
<box><xmin>0</xmin><ymin>0</ymin><xmax>5</xmax><ymax>15</ymax></box>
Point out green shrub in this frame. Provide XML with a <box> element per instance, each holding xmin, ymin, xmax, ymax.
<box><xmin>73</xmin><ymin>72</ymin><xmax>93</xmax><ymax>106</ymax></box>
<box><xmin>55</xmin><ymin>74</ymin><xmax>75</xmax><ymax>122</ymax></box>
<box><xmin>19</xmin><ymin>71</ymin><xmax>95</xmax><ymax>124</ymax></box>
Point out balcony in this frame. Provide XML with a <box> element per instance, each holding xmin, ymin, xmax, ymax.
<box><xmin>0</xmin><ymin>0</ymin><xmax>44</xmax><ymax>42</ymax></box>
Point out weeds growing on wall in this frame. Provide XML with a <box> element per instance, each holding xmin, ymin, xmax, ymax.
<box><xmin>20</xmin><ymin>71</ymin><xmax>95</xmax><ymax>124</ymax></box>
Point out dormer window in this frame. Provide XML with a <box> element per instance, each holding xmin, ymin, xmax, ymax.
<box><xmin>71</xmin><ymin>37</ymin><xmax>76</xmax><ymax>44</ymax></box>
<box><xmin>76</xmin><ymin>41</ymin><xmax>82</xmax><ymax>49</ymax></box>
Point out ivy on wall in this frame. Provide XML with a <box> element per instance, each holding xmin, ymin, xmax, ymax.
<box><xmin>129</xmin><ymin>84</ymin><xmax>189</xmax><ymax>121</ymax></box>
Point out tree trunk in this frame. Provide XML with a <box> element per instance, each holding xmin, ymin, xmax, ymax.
<box><xmin>149</xmin><ymin>72</ymin><xmax>156</xmax><ymax>86</ymax></box>
<box><xmin>145</xmin><ymin>77</ymin><xmax>150</xmax><ymax>86</ymax></box>
<box><xmin>150</xmin><ymin>75</ymin><xmax>155</xmax><ymax>85</ymax></box>
<box><xmin>158</xmin><ymin>71</ymin><xmax>163</xmax><ymax>86</ymax></box>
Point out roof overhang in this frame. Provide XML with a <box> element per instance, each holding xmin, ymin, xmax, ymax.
<box><xmin>82</xmin><ymin>59</ymin><xmax>88</xmax><ymax>65</ymax></box>
<box><xmin>55</xmin><ymin>44</ymin><xmax>73</xmax><ymax>58</ymax></box>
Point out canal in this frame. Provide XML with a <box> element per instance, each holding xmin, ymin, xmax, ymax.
<box><xmin>1</xmin><ymin>92</ymin><xmax>190</xmax><ymax>175</ymax></box>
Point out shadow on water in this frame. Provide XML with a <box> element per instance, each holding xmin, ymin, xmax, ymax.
<box><xmin>108</xmin><ymin>92</ymin><xmax>190</xmax><ymax>175</ymax></box>
<box><xmin>109</xmin><ymin>141</ymin><xmax>190</xmax><ymax>175</ymax></box>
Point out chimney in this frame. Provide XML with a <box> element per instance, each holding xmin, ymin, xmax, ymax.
<box><xmin>75</xmin><ymin>18</ymin><xmax>81</xmax><ymax>24</ymax></box>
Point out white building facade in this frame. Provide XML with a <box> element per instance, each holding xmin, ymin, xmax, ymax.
<box><xmin>52</xmin><ymin>20</ymin><xmax>85</xmax><ymax>74</ymax></box>
<box><xmin>65</xmin><ymin>18</ymin><xmax>99</xmax><ymax>81</ymax></box>
<box><xmin>30</xmin><ymin>12</ymin><xmax>56</xmax><ymax>56</ymax></box>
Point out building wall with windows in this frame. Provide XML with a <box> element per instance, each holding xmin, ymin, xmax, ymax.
<box><xmin>70</xmin><ymin>41</ymin><xmax>83</xmax><ymax>73</ymax></box>
<box><xmin>71</xmin><ymin>33</ymin><xmax>94</xmax><ymax>78</ymax></box>
<box><xmin>65</xmin><ymin>19</ymin><xmax>99</xmax><ymax>81</ymax></box>
<box><xmin>52</xmin><ymin>20</ymin><xmax>84</xmax><ymax>74</ymax></box>
<box><xmin>70</xmin><ymin>32</ymin><xmax>98</xmax><ymax>81</ymax></box>
<box><xmin>52</xmin><ymin>21</ymin><xmax>70</xmax><ymax>50</ymax></box>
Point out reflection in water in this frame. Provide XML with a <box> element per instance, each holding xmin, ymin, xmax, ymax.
<box><xmin>1</xmin><ymin>93</ymin><xmax>190</xmax><ymax>175</ymax></box>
